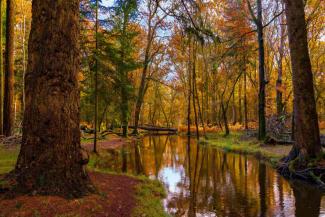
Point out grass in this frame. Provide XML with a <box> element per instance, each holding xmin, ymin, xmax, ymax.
<box><xmin>0</xmin><ymin>147</ymin><xmax>19</xmax><ymax>174</ymax></box>
<box><xmin>204</xmin><ymin>131</ymin><xmax>290</xmax><ymax>166</ymax></box>
<box><xmin>132</xmin><ymin>177</ymin><xmax>170</xmax><ymax>217</ymax></box>
<box><xmin>87</xmin><ymin>152</ymin><xmax>169</xmax><ymax>217</ymax></box>
<box><xmin>0</xmin><ymin>145</ymin><xmax>168</xmax><ymax>217</ymax></box>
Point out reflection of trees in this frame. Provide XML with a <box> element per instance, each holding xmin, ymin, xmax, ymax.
<box><xmin>292</xmin><ymin>181</ymin><xmax>321</xmax><ymax>217</ymax></box>
<box><xmin>104</xmin><ymin>135</ymin><xmax>314</xmax><ymax>217</ymax></box>
<box><xmin>259</xmin><ymin>163</ymin><xmax>267</xmax><ymax>217</ymax></box>
<box><xmin>134</xmin><ymin>141</ymin><xmax>144</xmax><ymax>174</ymax></box>
<box><xmin>152</xmin><ymin>136</ymin><xmax>169</xmax><ymax>178</ymax></box>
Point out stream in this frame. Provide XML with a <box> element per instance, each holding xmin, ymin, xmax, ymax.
<box><xmin>103</xmin><ymin>135</ymin><xmax>325</xmax><ymax>217</ymax></box>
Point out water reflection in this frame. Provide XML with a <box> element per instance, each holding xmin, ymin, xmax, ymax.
<box><xmin>102</xmin><ymin>136</ymin><xmax>325</xmax><ymax>217</ymax></box>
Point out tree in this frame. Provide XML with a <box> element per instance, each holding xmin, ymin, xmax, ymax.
<box><xmin>0</xmin><ymin>0</ymin><xmax>3</xmax><ymax>134</ymax></box>
<box><xmin>94</xmin><ymin>0</ymin><xmax>99</xmax><ymax>153</ymax></box>
<box><xmin>282</xmin><ymin>0</ymin><xmax>321</xmax><ymax>160</ymax></box>
<box><xmin>276</xmin><ymin>11</ymin><xmax>285</xmax><ymax>116</ymax></box>
<box><xmin>246</xmin><ymin>0</ymin><xmax>266</xmax><ymax>140</ymax></box>
<box><xmin>106</xmin><ymin>0</ymin><xmax>139</xmax><ymax>137</ymax></box>
<box><xmin>14</xmin><ymin>0</ymin><xmax>94</xmax><ymax>196</ymax></box>
<box><xmin>132</xmin><ymin>0</ymin><xmax>166</xmax><ymax>135</ymax></box>
<box><xmin>3</xmin><ymin>0</ymin><xmax>15</xmax><ymax>136</ymax></box>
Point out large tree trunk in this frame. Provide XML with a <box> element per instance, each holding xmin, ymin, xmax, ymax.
<box><xmin>0</xmin><ymin>0</ymin><xmax>3</xmax><ymax>135</ymax></box>
<box><xmin>284</xmin><ymin>0</ymin><xmax>321</xmax><ymax>159</ymax></box>
<box><xmin>3</xmin><ymin>0</ymin><xmax>15</xmax><ymax>137</ymax></box>
<box><xmin>15</xmin><ymin>0</ymin><xmax>94</xmax><ymax>197</ymax></box>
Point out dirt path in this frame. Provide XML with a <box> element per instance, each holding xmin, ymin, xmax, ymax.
<box><xmin>0</xmin><ymin>172</ymin><xmax>139</xmax><ymax>217</ymax></box>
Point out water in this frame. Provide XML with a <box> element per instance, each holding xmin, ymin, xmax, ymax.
<box><xmin>103</xmin><ymin>135</ymin><xmax>325</xmax><ymax>217</ymax></box>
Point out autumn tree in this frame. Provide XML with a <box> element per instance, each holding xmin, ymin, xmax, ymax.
<box><xmin>14</xmin><ymin>0</ymin><xmax>94</xmax><ymax>196</ymax></box>
<box><xmin>246</xmin><ymin>0</ymin><xmax>267</xmax><ymax>140</ymax></box>
<box><xmin>132</xmin><ymin>0</ymin><xmax>167</xmax><ymax>134</ymax></box>
<box><xmin>281</xmin><ymin>0</ymin><xmax>321</xmax><ymax>161</ymax></box>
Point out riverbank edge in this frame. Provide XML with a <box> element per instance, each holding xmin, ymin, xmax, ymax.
<box><xmin>88</xmin><ymin>168</ymin><xmax>170</xmax><ymax>217</ymax></box>
<box><xmin>0</xmin><ymin>142</ymin><xmax>169</xmax><ymax>217</ymax></box>
<box><xmin>203</xmin><ymin>132</ymin><xmax>287</xmax><ymax>167</ymax></box>
<box><xmin>204</xmin><ymin>132</ymin><xmax>325</xmax><ymax>190</ymax></box>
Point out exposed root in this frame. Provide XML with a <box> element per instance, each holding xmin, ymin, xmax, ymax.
<box><xmin>277</xmin><ymin>148</ymin><xmax>325</xmax><ymax>189</ymax></box>
<box><xmin>0</xmin><ymin>169</ymin><xmax>97</xmax><ymax>199</ymax></box>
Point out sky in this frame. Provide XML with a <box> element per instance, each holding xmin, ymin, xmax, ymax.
<box><xmin>102</xmin><ymin>0</ymin><xmax>113</xmax><ymax>7</ymax></box>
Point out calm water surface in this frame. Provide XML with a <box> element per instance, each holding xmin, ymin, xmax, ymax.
<box><xmin>103</xmin><ymin>136</ymin><xmax>325</xmax><ymax>217</ymax></box>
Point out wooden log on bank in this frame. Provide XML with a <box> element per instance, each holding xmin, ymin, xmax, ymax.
<box><xmin>265</xmin><ymin>133</ymin><xmax>325</xmax><ymax>146</ymax></box>
<box><xmin>129</xmin><ymin>125</ymin><xmax>178</xmax><ymax>133</ymax></box>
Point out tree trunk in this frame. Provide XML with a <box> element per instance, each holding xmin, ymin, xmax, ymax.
<box><xmin>284</xmin><ymin>0</ymin><xmax>321</xmax><ymax>159</ymax></box>
<box><xmin>133</xmin><ymin>63</ymin><xmax>148</xmax><ymax>135</ymax></box>
<box><xmin>93</xmin><ymin>0</ymin><xmax>99</xmax><ymax>153</ymax></box>
<box><xmin>257</xmin><ymin>0</ymin><xmax>266</xmax><ymax>140</ymax></box>
<box><xmin>3</xmin><ymin>0</ymin><xmax>15</xmax><ymax>137</ymax></box>
<box><xmin>276</xmin><ymin>13</ymin><xmax>285</xmax><ymax>116</ymax></box>
<box><xmin>192</xmin><ymin>41</ymin><xmax>199</xmax><ymax>140</ymax></box>
<box><xmin>244</xmin><ymin>63</ymin><xmax>248</xmax><ymax>130</ymax></box>
<box><xmin>187</xmin><ymin>38</ymin><xmax>192</xmax><ymax>136</ymax></box>
<box><xmin>238</xmin><ymin>75</ymin><xmax>243</xmax><ymax>124</ymax></box>
<box><xmin>15</xmin><ymin>0</ymin><xmax>94</xmax><ymax>197</ymax></box>
<box><xmin>232</xmin><ymin>91</ymin><xmax>236</xmax><ymax>125</ymax></box>
<box><xmin>222</xmin><ymin>102</ymin><xmax>229</xmax><ymax>136</ymax></box>
<box><xmin>121</xmin><ymin>81</ymin><xmax>129</xmax><ymax>137</ymax></box>
<box><xmin>0</xmin><ymin>0</ymin><xmax>3</xmax><ymax>135</ymax></box>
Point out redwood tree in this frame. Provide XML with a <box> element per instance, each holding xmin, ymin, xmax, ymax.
<box><xmin>283</xmin><ymin>0</ymin><xmax>321</xmax><ymax>160</ymax></box>
<box><xmin>15</xmin><ymin>0</ymin><xmax>94</xmax><ymax>196</ymax></box>
<box><xmin>3</xmin><ymin>0</ymin><xmax>15</xmax><ymax>137</ymax></box>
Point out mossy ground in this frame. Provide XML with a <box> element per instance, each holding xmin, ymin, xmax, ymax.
<box><xmin>203</xmin><ymin>131</ymin><xmax>292</xmax><ymax>167</ymax></box>
<box><xmin>0</xmin><ymin>144</ymin><xmax>168</xmax><ymax>217</ymax></box>
<box><xmin>0</xmin><ymin>147</ymin><xmax>19</xmax><ymax>174</ymax></box>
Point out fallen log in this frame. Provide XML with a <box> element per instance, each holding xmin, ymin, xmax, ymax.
<box><xmin>128</xmin><ymin>125</ymin><xmax>177</xmax><ymax>133</ymax></box>
<box><xmin>265</xmin><ymin>133</ymin><xmax>325</xmax><ymax>146</ymax></box>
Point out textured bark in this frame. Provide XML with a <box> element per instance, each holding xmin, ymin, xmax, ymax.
<box><xmin>0</xmin><ymin>0</ymin><xmax>3</xmax><ymax>134</ymax></box>
<box><xmin>15</xmin><ymin>0</ymin><xmax>94</xmax><ymax>197</ymax></box>
<box><xmin>284</xmin><ymin>0</ymin><xmax>321</xmax><ymax>158</ymax></box>
<box><xmin>3</xmin><ymin>0</ymin><xmax>15</xmax><ymax>137</ymax></box>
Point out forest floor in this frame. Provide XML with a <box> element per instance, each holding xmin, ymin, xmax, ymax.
<box><xmin>0</xmin><ymin>135</ymin><xmax>168</xmax><ymax>217</ymax></box>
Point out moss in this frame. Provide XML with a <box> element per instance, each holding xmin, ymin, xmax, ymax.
<box><xmin>132</xmin><ymin>177</ymin><xmax>170</xmax><ymax>217</ymax></box>
<box><xmin>204</xmin><ymin>132</ymin><xmax>287</xmax><ymax>167</ymax></box>
<box><xmin>0</xmin><ymin>147</ymin><xmax>19</xmax><ymax>174</ymax></box>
